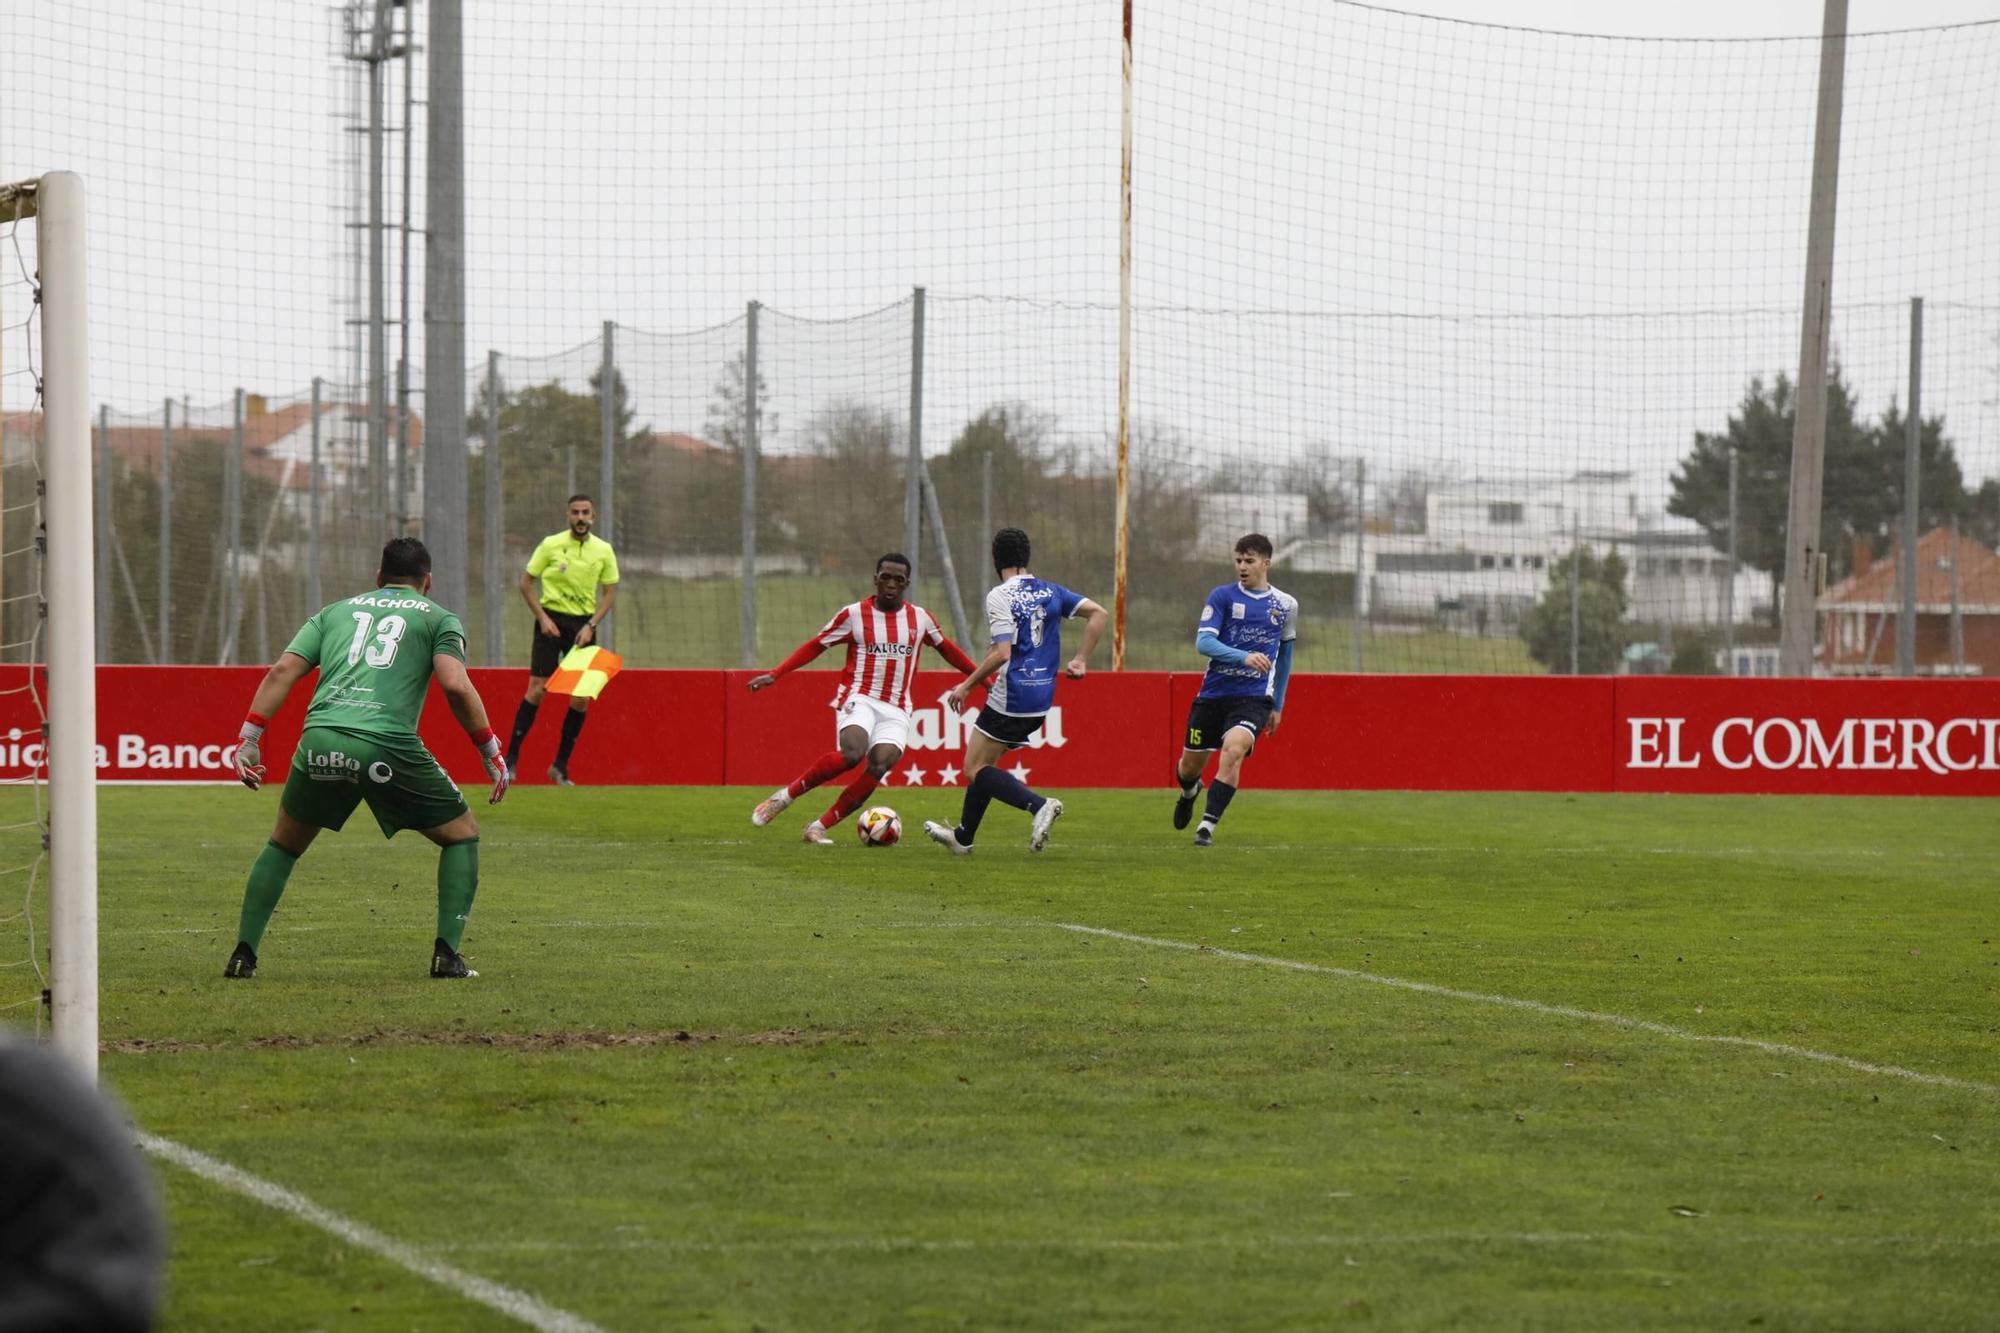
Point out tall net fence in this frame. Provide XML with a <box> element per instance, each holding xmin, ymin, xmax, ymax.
<box><xmin>6</xmin><ymin>3</ymin><xmax>1999</xmax><ymax>675</ymax></box>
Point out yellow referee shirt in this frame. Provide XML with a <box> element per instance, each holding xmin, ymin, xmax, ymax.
<box><xmin>525</xmin><ymin>531</ymin><xmax>620</xmax><ymax>616</ymax></box>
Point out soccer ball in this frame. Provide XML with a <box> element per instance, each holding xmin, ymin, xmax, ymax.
<box><xmin>857</xmin><ymin>805</ymin><xmax>902</xmax><ymax>847</ymax></box>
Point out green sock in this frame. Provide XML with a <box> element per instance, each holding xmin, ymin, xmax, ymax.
<box><xmin>237</xmin><ymin>840</ymin><xmax>300</xmax><ymax>952</ymax></box>
<box><xmin>436</xmin><ymin>838</ymin><xmax>479</xmax><ymax>950</ymax></box>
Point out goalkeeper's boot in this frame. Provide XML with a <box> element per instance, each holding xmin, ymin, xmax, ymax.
<box><xmin>223</xmin><ymin>942</ymin><xmax>258</xmax><ymax>980</ymax></box>
<box><xmin>547</xmin><ymin>764</ymin><xmax>575</xmax><ymax>788</ymax></box>
<box><xmin>752</xmin><ymin>788</ymin><xmax>794</xmax><ymax>827</ymax></box>
<box><xmin>1172</xmin><ymin>780</ymin><xmax>1203</xmax><ymax>831</ymax></box>
<box><xmin>801</xmin><ymin>821</ymin><xmax>835</xmax><ymax>845</ymax></box>
<box><xmin>430</xmin><ymin>938</ymin><xmax>479</xmax><ymax>979</ymax></box>
<box><xmin>924</xmin><ymin>820</ymin><xmax>973</xmax><ymax>855</ymax></box>
<box><xmin>1028</xmin><ymin>799</ymin><xmax>1064</xmax><ymax>853</ymax></box>
<box><xmin>1193</xmin><ymin>822</ymin><xmax>1214</xmax><ymax>848</ymax></box>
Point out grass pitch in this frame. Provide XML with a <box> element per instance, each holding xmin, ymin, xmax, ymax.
<box><xmin>69</xmin><ymin>786</ymin><xmax>2000</xmax><ymax>1328</ymax></box>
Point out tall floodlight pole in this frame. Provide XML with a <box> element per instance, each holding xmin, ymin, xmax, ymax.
<box><xmin>741</xmin><ymin>301</ymin><xmax>761</xmax><ymax>668</ymax></box>
<box><xmin>1778</xmin><ymin>0</ymin><xmax>1849</xmax><ymax>676</ymax></box>
<box><xmin>365</xmin><ymin>0</ymin><xmax>393</xmax><ymax>538</ymax></box>
<box><xmin>1112</xmin><ymin>0</ymin><xmax>1134</xmax><ymax>670</ymax></box>
<box><xmin>36</xmin><ymin>173</ymin><xmax>98</xmax><ymax>1078</ymax></box>
<box><xmin>905</xmin><ymin>287</ymin><xmax>925</xmax><ymax>596</ymax></box>
<box><xmin>1895</xmin><ymin>297</ymin><xmax>1922</xmax><ymax>677</ymax></box>
<box><xmin>425</xmin><ymin>0</ymin><xmax>470</xmax><ymax>615</ymax></box>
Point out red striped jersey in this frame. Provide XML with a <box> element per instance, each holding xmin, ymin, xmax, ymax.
<box><xmin>814</xmin><ymin>599</ymin><xmax>947</xmax><ymax>712</ymax></box>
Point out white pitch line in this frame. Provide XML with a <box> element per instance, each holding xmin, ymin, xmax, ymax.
<box><xmin>137</xmin><ymin>1134</ymin><xmax>606</xmax><ymax>1333</ymax></box>
<box><xmin>1056</xmin><ymin>924</ymin><xmax>2000</xmax><ymax>1098</ymax></box>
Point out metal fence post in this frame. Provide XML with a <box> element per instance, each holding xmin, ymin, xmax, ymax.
<box><xmin>158</xmin><ymin>397</ymin><xmax>173</xmax><ymax>661</ymax></box>
<box><xmin>905</xmin><ymin>287</ymin><xmax>924</xmax><ymax>594</ymax></box>
<box><xmin>309</xmin><ymin>377</ymin><xmax>323</xmax><ymax>614</ymax></box>
<box><xmin>485</xmin><ymin>350</ymin><xmax>504</xmax><ymax>666</ymax></box>
<box><xmin>1896</xmin><ymin>297</ymin><xmax>1922</xmax><ymax>677</ymax></box>
<box><xmin>598</xmin><ymin>320</ymin><xmax>616</xmax><ymax>652</ymax></box>
<box><xmin>94</xmin><ymin>404</ymin><xmax>110</xmax><ymax>659</ymax></box>
<box><xmin>221</xmin><ymin>388</ymin><xmax>244</xmax><ymax>664</ymax></box>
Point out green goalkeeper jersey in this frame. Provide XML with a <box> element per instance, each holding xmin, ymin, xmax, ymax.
<box><xmin>282</xmin><ymin>584</ymin><xmax>467</xmax><ymax>739</ymax></box>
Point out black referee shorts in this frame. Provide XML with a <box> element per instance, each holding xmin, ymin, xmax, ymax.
<box><xmin>530</xmin><ymin>610</ymin><xmax>592</xmax><ymax>678</ymax></box>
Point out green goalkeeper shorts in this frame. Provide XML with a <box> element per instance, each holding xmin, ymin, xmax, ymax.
<box><xmin>279</xmin><ymin>726</ymin><xmax>470</xmax><ymax>838</ymax></box>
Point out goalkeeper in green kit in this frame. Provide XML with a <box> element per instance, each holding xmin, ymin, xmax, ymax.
<box><xmin>225</xmin><ymin>538</ymin><xmax>510</xmax><ymax>980</ymax></box>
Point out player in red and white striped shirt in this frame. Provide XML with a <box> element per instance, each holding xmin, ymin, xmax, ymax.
<box><xmin>747</xmin><ymin>553</ymin><xmax>979</xmax><ymax>842</ymax></box>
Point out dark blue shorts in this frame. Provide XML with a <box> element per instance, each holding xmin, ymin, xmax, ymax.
<box><xmin>1183</xmin><ymin>696</ymin><xmax>1273</xmax><ymax>754</ymax></box>
<box><xmin>972</xmin><ymin>706</ymin><xmax>1045</xmax><ymax>751</ymax></box>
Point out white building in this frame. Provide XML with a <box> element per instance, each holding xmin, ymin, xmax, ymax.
<box><xmin>1278</xmin><ymin>471</ymin><xmax>1760</xmax><ymax>631</ymax></box>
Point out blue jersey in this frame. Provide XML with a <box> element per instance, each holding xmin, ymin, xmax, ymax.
<box><xmin>983</xmin><ymin>574</ymin><xmax>1086</xmax><ymax>716</ymax></box>
<box><xmin>1195</xmin><ymin>583</ymin><xmax>1298</xmax><ymax>701</ymax></box>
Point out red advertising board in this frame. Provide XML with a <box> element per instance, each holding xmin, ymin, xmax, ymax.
<box><xmin>1</xmin><ymin>665</ymin><xmax>1994</xmax><ymax>796</ymax></box>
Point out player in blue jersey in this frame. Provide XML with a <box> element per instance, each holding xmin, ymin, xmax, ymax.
<box><xmin>1173</xmin><ymin>532</ymin><xmax>1297</xmax><ymax>846</ymax></box>
<box><xmin>924</xmin><ymin>527</ymin><xmax>1107</xmax><ymax>855</ymax></box>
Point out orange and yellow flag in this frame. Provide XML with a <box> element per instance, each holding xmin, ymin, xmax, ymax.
<box><xmin>547</xmin><ymin>645</ymin><xmax>623</xmax><ymax>700</ymax></box>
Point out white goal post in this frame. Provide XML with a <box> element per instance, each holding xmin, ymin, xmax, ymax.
<box><xmin>1</xmin><ymin>172</ymin><xmax>97</xmax><ymax>1078</ymax></box>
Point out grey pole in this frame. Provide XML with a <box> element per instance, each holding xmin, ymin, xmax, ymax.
<box><xmin>484</xmin><ymin>350</ymin><xmax>503</xmax><ymax>666</ymax></box>
<box><xmin>1723</xmin><ymin>446</ymin><xmax>1738</xmax><ymax>670</ymax></box>
<box><xmin>1896</xmin><ymin>297</ymin><xmax>1922</xmax><ymax>677</ymax></box>
<box><xmin>1778</xmin><ymin>0</ymin><xmax>1849</xmax><ymax>676</ymax></box>
<box><xmin>1569</xmin><ymin>514</ymin><xmax>1582</xmax><ymax>676</ymax></box>
<box><xmin>740</xmin><ymin>301</ymin><xmax>761</xmax><ymax>668</ymax></box>
<box><xmin>920</xmin><ymin>460</ymin><xmax>971</xmax><ymax>646</ymax></box>
<box><xmin>393</xmin><ymin>0</ymin><xmax>416</xmax><ymax>536</ymax></box>
<box><xmin>596</xmin><ymin>320</ymin><xmax>616</xmax><ymax>651</ymax></box>
<box><xmin>366</xmin><ymin>0</ymin><xmax>391</xmax><ymax>539</ymax></box>
<box><xmin>1352</xmin><ymin>457</ymin><xmax>1365</xmax><ymax>673</ymax></box>
<box><xmin>980</xmin><ymin>447</ymin><xmax>993</xmax><ymax>556</ymax></box>
<box><xmin>905</xmin><ymin>287</ymin><xmax>925</xmax><ymax>593</ymax></box>
<box><xmin>94</xmin><ymin>404</ymin><xmax>110</xmax><ymax>660</ymax></box>
<box><xmin>308</xmin><ymin>377</ymin><xmax>323</xmax><ymax>614</ymax></box>
<box><xmin>222</xmin><ymin>388</ymin><xmax>245</xmax><ymax>664</ymax></box>
<box><xmin>1949</xmin><ymin>516</ymin><xmax>1963</xmax><ymax>672</ymax></box>
<box><xmin>425</xmin><ymin>0</ymin><xmax>469</xmax><ymax>615</ymax></box>
<box><xmin>158</xmin><ymin>397</ymin><xmax>172</xmax><ymax>661</ymax></box>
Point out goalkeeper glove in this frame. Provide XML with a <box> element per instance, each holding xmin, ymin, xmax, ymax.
<box><xmin>473</xmin><ymin>728</ymin><xmax>510</xmax><ymax>805</ymax></box>
<box><xmin>234</xmin><ymin>713</ymin><xmax>268</xmax><ymax>790</ymax></box>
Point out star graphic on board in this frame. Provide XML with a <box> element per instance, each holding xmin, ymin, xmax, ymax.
<box><xmin>1008</xmin><ymin>763</ymin><xmax>1031</xmax><ymax>782</ymax></box>
<box><xmin>937</xmin><ymin>763</ymin><xmax>961</xmax><ymax>785</ymax></box>
<box><xmin>901</xmin><ymin>765</ymin><xmax>927</xmax><ymax>785</ymax></box>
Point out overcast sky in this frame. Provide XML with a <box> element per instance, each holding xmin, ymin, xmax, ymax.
<box><xmin>4</xmin><ymin>0</ymin><xmax>1997</xmax><ymax>510</ymax></box>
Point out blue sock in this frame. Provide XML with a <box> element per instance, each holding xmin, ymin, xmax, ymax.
<box><xmin>958</xmin><ymin>765</ymin><xmax>1046</xmax><ymax>843</ymax></box>
<box><xmin>1200</xmin><ymin>779</ymin><xmax>1237</xmax><ymax>827</ymax></box>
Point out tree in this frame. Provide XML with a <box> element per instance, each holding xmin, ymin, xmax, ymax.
<box><xmin>700</xmin><ymin>350</ymin><xmax>787</xmax><ymax>551</ymax></box>
<box><xmin>1519</xmin><ymin>545</ymin><xmax>1628</xmax><ymax>674</ymax></box>
<box><xmin>1668</xmin><ymin>368</ymin><xmax>1869</xmax><ymax>626</ymax></box>
<box><xmin>784</xmin><ymin>400</ymin><xmax>904</xmax><ymax>574</ymax></box>
<box><xmin>1864</xmin><ymin>399</ymin><xmax>1968</xmax><ymax>557</ymax></box>
<box><xmin>468</xmin><ymin>367</ymin><xmax>655</xmax><ymax>556</ymax></box>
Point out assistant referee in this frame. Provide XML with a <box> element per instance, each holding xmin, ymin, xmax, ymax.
<box><xmin>505</xmin><ymin>493</ymin><xmax>620</xmax><ymax>785</ymax></box>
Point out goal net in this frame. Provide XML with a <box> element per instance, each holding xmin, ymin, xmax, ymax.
<box><xmin>0</xmin><ymin>173</ymin><xmax>96</xmax><ymax>1072</ymax></box>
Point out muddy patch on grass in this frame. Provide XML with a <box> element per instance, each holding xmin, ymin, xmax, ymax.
<box><xmin>106</xmin><ymin>1026</ymin><xmax>828</xmax><ymax>1055</ymax></box>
